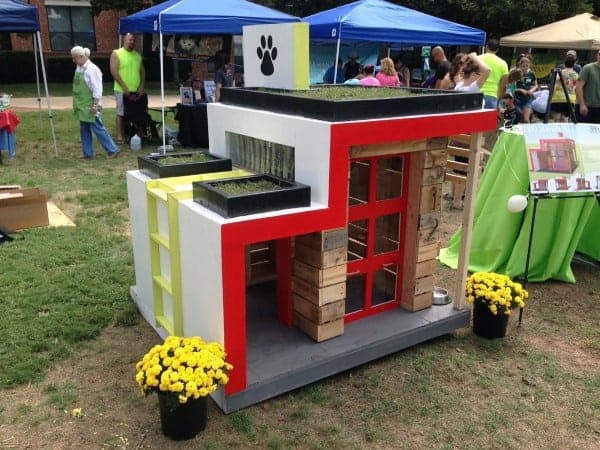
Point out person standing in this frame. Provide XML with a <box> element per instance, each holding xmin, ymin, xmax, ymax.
<box><xmin>214</xmin><ymin>50</ymin><xmax>235</xmax><ymax>102</ymax></box>
<box><xmin>447</xmin><ymin>53</ymin><xmax>490</xmax><ymax>209</ymax></box>
<box><xmin>110</xmin><ymin>33</ymin><xmax>145</xmax><ymax>144</ymax></box>
<box><xmin>557</xmin><ymin>50</ymin><xmax>582</xmax><ymax>74</ymax></box>
<box><xmin>438</xmin><ymin>53</ymin><xmax>466</xmax><ymax>90</ymax></box>
<box><xmin>575</xmin><ymin>50</ymin><xmax>600</xmax><ymax>123</ymax></box>
<box><xmin>550</xmin><ymin>55</ymin><xmax>578</xmax><ymax>122</ymax></box>
<box><xmin>343</xmin><ymin>51</ymin><xmax>361</xmax><ymax>81</ymax></box>
<box><xmin>514</xmin><ymin>54</ymin><xmax>538</xmax><ymax>123</ymax></box>
<box><xmin>394</xmin><ymin>56</ymin><xmax>411</xmax><ymax>87</ymax></box>
<box><xmin>71</xmin><ymin>46</ymin><xmax>119</xmax><ymax>159</ymax></box>
<box><xmin>431</xmin><ymin>46</ymin><xmax>451</xmax><ymax>89</ymax></box>
<box><xmin>479</xmin><ymin>38</ymin><xmax>508</xmax><ymax>109</ymax></box>
<box><xmin>323</xmin><ymin>58</ymin><xmax>344</xmax><ymax>84</ymax></box>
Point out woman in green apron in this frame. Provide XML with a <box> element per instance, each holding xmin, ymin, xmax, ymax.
<box><xmin>71</xmin><ymin>46</ymin><xmax>119</xmax><ymax>159</ymax></box>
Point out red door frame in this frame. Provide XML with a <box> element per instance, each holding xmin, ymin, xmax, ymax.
<box><xmin>219</xmin><ymin>111</ymin><xmax>498</xmax><ymax>395</ymax></box>
<box><xmin>346</xmin><ymin>153</ymin><xmax>411</xmax><ymax>322</ymax></box>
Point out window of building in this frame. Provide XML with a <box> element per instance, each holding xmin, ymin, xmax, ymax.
<box><xmin>46</xmin><ymin>4</ymin><xmax>95</xmax><ymax>51</ymax></box>
<box><xmin>0</xmin><ymin>33</ymin><xmax>12</xmax><ymax>51</ymax></box>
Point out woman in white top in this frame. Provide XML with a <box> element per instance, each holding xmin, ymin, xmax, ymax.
<box><xmin>454</xmin><ymin>52</ymin><xmax>490</xmax><ymax>93</ymax></box>
<box><xmin>447</xmin><ymin>53</ymin><xmax>490</xmax><ymax>209</ymax></box>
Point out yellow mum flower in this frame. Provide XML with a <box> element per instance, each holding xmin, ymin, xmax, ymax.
<box><xmin>135</xmin><ymin>336</ymin><xmax>233</xmax><ymax>404</ymax></box>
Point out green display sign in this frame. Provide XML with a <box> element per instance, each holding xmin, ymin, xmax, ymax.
<box><xmin>421</xmin><ymin>46</ymin><xmax>431</xmax><ymax>58</ymax></box>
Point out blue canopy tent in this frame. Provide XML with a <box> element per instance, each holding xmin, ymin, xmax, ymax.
<box><xmin>0</xmin><ymin>0</ymin><xmax>39</xmax><ymax>32</ymax></box>
<box><xmin>0</xmin><ymin>0</ymin><xmax>57</xmax><ymax>156</ymax></box>
<box><xmin>119</xmin><ymin>0</ymin><xmax>299</xmax><ymax>35</ymax></box>
<box><xmin>119</xmin><ymin>0</ymin><xmax>299</xmax><ymax>150</ymax></box>
<box><xmin>304</xmin><ymin>0</ymin><xmax>486</xmax><ymax>83</ymax></box>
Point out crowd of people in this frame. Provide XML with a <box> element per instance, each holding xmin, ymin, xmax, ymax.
<box><xmin>321</xmin><ymin>39</ymin><xmax>600</xmax><ymax>129</ymax></box>
<box><xmin>71</xmin><ymin>32</ymin><xmax>600</xmax><ymax>160</ymax></box>
<box><xmin>69</xmin><ymin>33</ymin><xmax>240</xmax><ymax>160</ymax></box>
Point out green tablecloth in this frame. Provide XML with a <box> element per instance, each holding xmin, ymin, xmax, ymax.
<box><xmin>439</xmin><ymin>129</ymin><xmax>599</xmax><ymax>283</ymax></box>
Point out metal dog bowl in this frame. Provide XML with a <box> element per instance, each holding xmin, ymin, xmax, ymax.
<box><xmin>433</xmin><ymin>286</ymin><xmax>451</xmax><ymax>305</ymax></box>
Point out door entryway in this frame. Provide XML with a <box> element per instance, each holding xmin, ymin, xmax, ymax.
<box><xmin>346</xmin><ymin>154</ymin><xmax>410</xmax><ymax>322</ymax></box>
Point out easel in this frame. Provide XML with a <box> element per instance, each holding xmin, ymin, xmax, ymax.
<box><xmin>520</xmin><ymin>190</ymin><xmax>600</xmax><ymax>325</ymax></box>
<box><xmin>543</xmin><ymin>67</ymin><xmax>576</xmax><ymax>124</ymax></box>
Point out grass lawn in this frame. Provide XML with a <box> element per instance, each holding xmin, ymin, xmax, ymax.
<box><xmin>0</xmin><ymin>109</ymin><xmax>598</xmax><ymax>448</ymax></box>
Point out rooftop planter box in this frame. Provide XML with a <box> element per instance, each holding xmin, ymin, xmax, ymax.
<box><xmin>138</xmin><ymin>151</ymin><xmax>232</xmax><ymax>179</ymax></box>
<box><xmin>221</xmin><ymin>86</ymin><xmax>483</xmax><ymax>122</ymax></box>
<box><xmin>193</xmin><ymin>174</ymin><xmax>310</xmax><ymax>218</ymax></box>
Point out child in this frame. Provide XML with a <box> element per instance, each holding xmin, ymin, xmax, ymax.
<box><xmin>500</xmin><ymin>92</ymin><xmax>523</xmax><ymax>127</ymax></box>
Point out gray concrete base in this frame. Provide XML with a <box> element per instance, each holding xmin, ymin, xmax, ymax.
<box><xmin>213</xmin><ymin>282</ymin><xmax>470</xmax><ymax>413</ymax></box>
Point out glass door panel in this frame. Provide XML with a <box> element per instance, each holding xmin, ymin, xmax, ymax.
<box><xmin>346</xmin><ymin>154</ymin><xmax>409</xmax><ymax>322</ymax></box>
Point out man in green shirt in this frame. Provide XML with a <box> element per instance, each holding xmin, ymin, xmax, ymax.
<box><xmin>575</xmin><ymin>50</ymin><xmax>600</xmax><ymax>123</ymax></box>
<box><xmin>479</xmin><ymin>38</ymin><xmax>508</xmax><ymax>109</ymax></box>
<box><xmin>110</xmin><ymin>33</ymin><xmax>145</xmax><ymax>144</ymax></box>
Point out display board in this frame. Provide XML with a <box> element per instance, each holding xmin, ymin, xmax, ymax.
<box><xmin>524</xmin><ymin>123</ymin><xmax>600</xmax><ymax>194</ymax></box>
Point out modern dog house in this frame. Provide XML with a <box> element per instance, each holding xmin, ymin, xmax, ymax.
<box><xmin>126</xmin><ymin>22</ymin><xmax>496</xmax><ymax>412</ymax></box>
<box><xmin>127</xmin><ymin>87</ymin><xmax>496</xmax><ymax>412</ymax></box>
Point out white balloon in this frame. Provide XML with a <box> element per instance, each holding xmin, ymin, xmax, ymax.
<box><xmin>507</xmin><ymin>195</ymin><xmax>528</xmax><ymax>212</ymax></box>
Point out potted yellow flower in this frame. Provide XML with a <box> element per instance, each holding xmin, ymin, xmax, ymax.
<box><xmin>465</xmin><ymin>272</ymin><xmax>528</xmax><ymax>339</ymax></box>
<box><xmin>135</xmin><ymin>336</ymin><xmax>233</xmax><ymax>440</ymax></box>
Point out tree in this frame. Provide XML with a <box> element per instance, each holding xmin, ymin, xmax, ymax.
<box><xmin>260</xmin><ymin>0</ymin><xmax>595</xmax><ymax>38</ymax></box>
<box><xmin>90</xmin><ymin>0</ymin><xmax>160</xmax><ymax>16</ymax></box>
<box><xmin>93</xmin><ymin>0</ymin><xmax>597</xmax><ymax>37</ymax></box>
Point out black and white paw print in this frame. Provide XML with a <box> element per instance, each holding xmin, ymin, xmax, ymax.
<box><xmin>256</xmin><ymin>35</ymin><xmax>277</xmax><ymax>76</ymax></box>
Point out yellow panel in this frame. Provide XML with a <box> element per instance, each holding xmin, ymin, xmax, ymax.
<box><xmin>145</xmin><ymin>168</ymin><xmax>251</xmax><ymax>335</ymax></box>
<box><xmin>293</xmin><ymin>23</ymin><xmax>310</xmax><ymax>90</ymax></box>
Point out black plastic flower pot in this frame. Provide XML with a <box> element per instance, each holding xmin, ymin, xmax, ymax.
<box><xmin>472</xmin><ymin>301</ymin><xmax>509</xmax><ymax>339</ymax></box>
<box><xmin>158</xmin><ymin>392</ymin><xmax>207</xmax><ymax>440</ymax></box>
<box><xmin>221</xmin><ymin>86</ymin><xmax>483</xmax><ymax>122</ymax></box>
<box><xmin>137</xmin><ymin>151</ymin><xmax>232</xmax><ymax>179</ymax></box>
<box><xmin>193</xmin><ymin>174</ymin><xmax>311</xmax><ymax>218</ymax></box>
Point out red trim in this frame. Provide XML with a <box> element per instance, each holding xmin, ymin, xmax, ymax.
<box><xmin>220</xmin><ymin>110</ymin><xmax>495</xmax><ymax>395</ymax></box>
<box><xmin>276</xmin><ymin>238</ymin><xmax>293</xmax><ymax>326</ymax></box>
<box><xmin>331</xmin><ymin>110</ymin><xmax>497</xmax><ymax>147</ymax></box>
<box><xmin>346</xmin><ymin>154</ymin><xmax>410</xmax><ymax>322</ymax></box>
<box><xmin>221</xmin><ymin>240</ymin><xmax>247</xmax><ymax>395</ymax></box>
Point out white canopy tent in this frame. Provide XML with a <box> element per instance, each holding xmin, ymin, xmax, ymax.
<box><xmin>500</xmin><ymin>13</ymin><xmax>600</xmax><ymax>50</ymax></box>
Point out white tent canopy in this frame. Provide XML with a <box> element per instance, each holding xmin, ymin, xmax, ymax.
<box><xmin>500</xmin><ymin>13</ymin><xmax>600</xmax><ymax>50</ymax></box>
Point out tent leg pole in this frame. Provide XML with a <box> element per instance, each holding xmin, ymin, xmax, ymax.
<box><xmin>33</xmin><ymin>33</ymin><xmax>42</xmax><ymax>130</ymax></box>
<box><xmin>36</xmin><ymin>31</ymin><xmax>58</xmax><ymax>157</ymax></box>
<box><xmin>333</xmin><ymin>35</ymin><xmax>341</xmax><ymax>84</ymax></box>
<box><xmin>159</xmin><ymin>31</ymin><xmax>167</xmax><ymax>154</ymax></box>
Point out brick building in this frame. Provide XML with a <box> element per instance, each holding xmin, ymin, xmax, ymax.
<box><xmin>4</xmin><ymin>0</ymin><xmax>123</xmax><ymax>57</ymax></box>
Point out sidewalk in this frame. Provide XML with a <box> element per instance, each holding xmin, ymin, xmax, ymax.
<box><xmin>10</xmin><ymin>94</ymin><xmax>180</xmax><ymax>111</ymax></box>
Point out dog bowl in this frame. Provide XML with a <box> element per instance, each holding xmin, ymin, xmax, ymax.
<box><xmin>432</xmin><ymin>286</ymin><xmax>451</xmax><ymax>305</ymax></box>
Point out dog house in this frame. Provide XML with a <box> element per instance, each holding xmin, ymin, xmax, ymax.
<box><xmin>127</xmin><ymin>87</ymin><xmax>496</xmax><ymax>412</ymax></box>
<box><xmin>529</xmin><ymin>137</ymin><xmax>579</xmax><ymax>173</ymax></box>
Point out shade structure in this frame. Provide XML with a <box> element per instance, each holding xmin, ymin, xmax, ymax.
<box><xmin>500</xmin><ymin>13</ymin><xmax>600</xmax><ymax>50</ymax></box>
<box><xmin>0</xmin><ymin>0</ymin><xmax>39</xmax><ymax>32</ymax></box>
<box><xmin>0</xmin><ymin>0</ymin><xmax>57</xmax><ymax>157</ymax></box>
<box><xmin>119</xmin><ymin>0</ymin><xmax>299</xmax><ymax>35</ymax></box>
<box><xmin>303</xmin><ymin>0</ymin><xmax>486</xmax><ymax>46</ymax></box>
<box><xmin>119</xmin><ymin>0</ymin><xmax>299</xmax><ymax>153</ymax></box>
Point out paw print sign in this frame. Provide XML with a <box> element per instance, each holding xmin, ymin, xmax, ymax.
<box><xmin>257</xmin><ymin>35</ymin><xmax>277</xmax><ymax>76</ymax></box>
<box><xmin>243</xmin><ymin>22</ymin><xmax>309</xmax><ymax>90</ymax></box>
